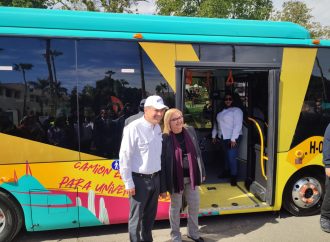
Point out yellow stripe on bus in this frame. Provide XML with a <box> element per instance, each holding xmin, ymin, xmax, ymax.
<box><xmin>139</xmin><ymin>42</ymin><xmax>199</xmax><ymax>92</ymax></box>
<box><xmin>278</xmin><ymin>48</ymin><xmax>317</xmax><ymax>151</ymax></box>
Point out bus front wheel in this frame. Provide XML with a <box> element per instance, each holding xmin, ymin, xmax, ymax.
<box><xmin>283</xmin><ymin>171</ymin><xmax>325</xmax><ymax>216</ymax></box>
<box><xmin>0</xmin><ymin>191</ymin><xmax>23</xmax><ymax>241</ymax></box>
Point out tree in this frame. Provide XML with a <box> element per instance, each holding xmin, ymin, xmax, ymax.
<box><xmin>310</xmin><ymin>22</ymin><xmax>330</xmax><ymax>40</ymax></box>
<box><xmin>1</xmin><ymin>0</ymin><xmax>146</xmax><ymax>13</ymax></box>
<box><xmin>156</xmin><ymin>0</ymin><xmax>203</xmax><ymax>17</ymax></box>
<box><xmin>228</xmin><ymin>0</ymin><xmax>273</xmax><ymax>20</ymax></box>
<box><xmin>29</xmin><ymin>78</ymin><xmax>50</xmax><ymax>115</ymax></box>
<box><xmin>156</xmin><ymin>0</ymin><xmax>273</xmax><ymax>20</ymax></box>
<box><xmin>272</xmin><ymin>1</ymin><xmax>311</xmax><ymax>26</ymax></box>
<box><xmin>49</xmin><ymin>49</ymin><xmax>63</xmax><ymax>84</ymax></box>
<box><xmin>49</xmin><ymin>0</ymin><xmax>146</xmax><ymax>13</ymax></box>
<box><xmin>13</xmin><ymin>63</ymin><xmax>33</xmax><ymax>116</ymax></box>
<box><xmin>272</xmin><ymin>0</ymin><xmax>330</xmax><ymax>39</ymax></box>
<box><xmin>0</xmin><ymin>0</ymin><xmax>48</xmax><ymax>8</ymax></box>
<box><xmin>120</xmin><ymin>79</ymin><xmax>129</xmax><ymax>88</ymax></box>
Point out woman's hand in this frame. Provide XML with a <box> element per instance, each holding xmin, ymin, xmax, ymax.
<box><xmin>326</xmin><ymin>167</ymin><xmax>330</xmax><ymax>177</ymax></box>
<box><xmin>230</xmin><ymin>140</ymin><xmax>237</xmax><ymax>148</ymax></box>
<box><xmin>212</xmin><ymin>138</ymin><xmax>217</xmax><ymax>144</ymax></box>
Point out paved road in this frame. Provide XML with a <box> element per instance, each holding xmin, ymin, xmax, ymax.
<box><xmin>14</xmin><ymin>210</ymin><xmax>329</xmax><ymax>242</ymax></box>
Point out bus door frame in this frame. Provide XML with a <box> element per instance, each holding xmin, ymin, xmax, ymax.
<box><xmin>265</xmin><ymin>69</ymin><xmax>279</xmax><ymax>205</ymax></box>
<box><xmin>175</xmin><ymin>62</ymin><xmax>280</xmax><ymax>206</ymax></box>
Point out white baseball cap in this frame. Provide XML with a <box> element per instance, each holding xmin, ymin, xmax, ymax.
<box><xmin>144</xmin><ymin>95</ymin><xmax>169</xmax><ymax>110</ymax></box>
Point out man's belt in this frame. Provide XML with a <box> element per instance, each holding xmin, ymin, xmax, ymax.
<box><xmin>132</xmin><ymin>171</ymin><xmax>160</xmax><ymax>179</ymax></box>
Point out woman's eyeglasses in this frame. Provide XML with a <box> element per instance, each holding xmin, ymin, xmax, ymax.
<box><xmin>170</xmin><ymin>116</ymin><xmax>183</xmax><ymax>122</ymax></box>
<box><xmin>224</xmin><ymin>97</ymin><xmax>232</xmax><ymax>101</ymax></box>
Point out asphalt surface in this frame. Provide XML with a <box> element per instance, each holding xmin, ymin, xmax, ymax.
<box><xmin>14</xmin><ymin>210</ymin><xmax>329</xmax><ymax>242</ymax></box>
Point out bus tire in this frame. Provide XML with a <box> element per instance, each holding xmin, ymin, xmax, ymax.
<box><xmin>283</xmin><ymin>171</ymin><xmax>325</xmax><ymax>216</ymax></box>
<box><xmin>0</xmin><ymin>191</ymin><xmax>23</xmax><ymax>241</ymax></box>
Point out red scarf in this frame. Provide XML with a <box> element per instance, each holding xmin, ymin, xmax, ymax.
<box><xmin>170</xmin><ymin>128</ymin><xmax>199</xmax><ymax>192</ymax></box>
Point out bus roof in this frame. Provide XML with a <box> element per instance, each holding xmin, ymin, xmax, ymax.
<box><xmin>0</xmin><ymin>7</ymin><xmax>329</xmax><ymax>46</ymax></box>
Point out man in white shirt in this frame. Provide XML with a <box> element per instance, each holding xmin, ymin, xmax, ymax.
<box><xmin>119</xmin><ymin>95</ymin><xmax>168</xmax><ymax>242</ymax></box>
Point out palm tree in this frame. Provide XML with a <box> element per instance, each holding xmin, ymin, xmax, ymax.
<box><xmin>44</xmin><ymin>40</ymin><xmax>55</xmax><ymax>114</ymax></box>
<box><xmin>138</xmin><ymin>45</ymin><xmax>146</xmax><ymax>98</ymax></box>
<box><xmin>105</xmin><ymin>70</ymin><xmax>115</xmax><ymax>79</ymax></box>
<box><xmin>43</xmin><ymin>40</ymin><xmax>62</xmax><ymax>114</ymax></box>
<box><xmin>155</xmin><ymin>85</ymin><xmax>162</xmax><ymax>94</ymax></box>
<box><xmin>54</xmin><ymin>81</ymin><xmax>68</xmax><ymax>98</ymax></box>
<box><xmin>49</xmin><ymin>49</ymin><xmax>63</xmax><ymax>84</ymax></box>
<box><xmin>29</xmin><ymin>78</ymin><xmax>50</xmax><ymax>115</ymax></box>
<box><xmin>160</xmin><ymin>82</ymin><xmax>169</xmax><ymax>95</ymax></box>
<box><xmin>155</xmin><ymin>82</ymin><xmax>168</xmax><ymax>95</ymax></box>
<box><xmin>53</xmin><ymin>81</ymin><xmax>68</xmax><ymax>113</ymax></box>
<box><xmin>120</xmin><ymin>79</ymin><xmax>129</xmax><ymax>88</ymax></box>
<box><xmin>13</xmin><ymin>63</ymin><xmax>33</xmax><ymax>116</ymax></box>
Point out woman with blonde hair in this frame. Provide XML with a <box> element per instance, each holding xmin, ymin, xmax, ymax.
<box><xmin>160</xmin><ymin>108</ymin><xmax>205</xmax><ymax>242</ymax></box>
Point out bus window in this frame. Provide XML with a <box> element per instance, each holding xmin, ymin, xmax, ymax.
<box><xmin>0</xmin><ymin>37</ymin><xmax>78</xmax><ymax>163</ymax></box>
<box><xmin>76</xmin><ymin>40</ymin><xmax>174</xmax><ymax>159</ymax></box>
<box><xmin>291</xmin><ymin>48</ymin><xmax>330</xmax><ymax>148</ymax></box>
<box><xmin>196</xmin><ymin>44</ymin><xmax>283</xmax><ymax>64</ymax></box>
<box><xmin>184</xmin><ymin>69</ymin><xmax>213</xmax><ymax>129</ymax></box>
<box><xmin>198</xmin><ymin>44</ymin><xmax>233</xmax><ymax>62</ymax></box>
<box><xmin>235</xmin><ymin>46</ymin><xmax>282</xmax><ymax>64</ymax></box>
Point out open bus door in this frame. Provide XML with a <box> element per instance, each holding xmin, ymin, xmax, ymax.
<box><xmin>175</xmin><ymin>64</ymin><xmax>279</xmax><ymax>213</ymax></box>
<box><xmin>249</xmin><ymin>69</ymin><xmax>279</xmax><ymax>205</ymax></box>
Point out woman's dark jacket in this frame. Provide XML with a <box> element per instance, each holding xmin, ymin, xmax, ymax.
<box><xmin>160</xmin><ymin>126</ymin><xmax>206</xmax><ymax>194</ymax></box>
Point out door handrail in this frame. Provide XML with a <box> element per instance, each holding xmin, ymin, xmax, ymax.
<box><xmin>248</xmin><ymin>117</ymin><xmax>268</xmax><ymax>180</ymax></box>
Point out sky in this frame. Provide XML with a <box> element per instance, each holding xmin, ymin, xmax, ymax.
<box><xmin>135</xmin><ymin>0</ymin><xmax>330</xmax><ymax>26</ymax></box>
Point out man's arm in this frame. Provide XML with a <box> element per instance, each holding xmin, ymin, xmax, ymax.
<box><xmin>212</xmin><ymin>113</ymin><xmax>220</xmax><ymax>143</ymax></box>
<box><xmin>119</xmin><ymin>126</ymin><xmax>135</xmax><ymax>195</ymax></box>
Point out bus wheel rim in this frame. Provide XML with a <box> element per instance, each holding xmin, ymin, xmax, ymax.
<box><xmin>0</xmin><ymin>208</ymin><xmax>5</xmax><ymax>233</ymax></box>
<box><xmin>291</xmin><ymin>177</ymin><xmax>322</xmax><ymax>208</ymax></box>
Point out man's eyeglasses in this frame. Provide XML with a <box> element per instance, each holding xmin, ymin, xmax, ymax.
<box><xmin>170</xmin><ymin>116</ymin><xmax>183</xmax><ymax>122</ymax></box>
<box><xmin>224</xmin><ymin>98</ymin><xmax>232</xmax><ymax>101</ymax></box>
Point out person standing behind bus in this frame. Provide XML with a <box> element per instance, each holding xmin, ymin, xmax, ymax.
<box><xmin>161</xmin><ymin>108</ymin><xmax>205</xmax><ymax>242</ymax></box>
<box><xmin>320</xmin><ymin>124</ymin><xmax>330</xmax><ymax>233</ymax></box>
<box><xmin>119</xmin><ymin>95</ymin><xmax>168</xmax><ymax>242</ymax></box>
<box><xmin>212</xmin><ymin>93</ymin><xmax>243</xmax><ymax>186</ymax></box>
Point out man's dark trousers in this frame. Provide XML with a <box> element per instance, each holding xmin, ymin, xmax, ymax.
<box><xmin>321</xmin><ymin>175</ymin><xmax>330</xmax><ymax>219</ymax></box>
<box><xmin>129</xmin><ymin>173</ymin><xmax>160</xmax><ymax>242</ymax></box>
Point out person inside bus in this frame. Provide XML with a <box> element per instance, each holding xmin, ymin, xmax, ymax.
<box><xmin>24</xmin><ymin>111</ymin><xmax>46</xmax><ymax>142</ymax></box>
<box><xmin>79</xmin><ymin>115</ymin><xmax>94</xmax><ymax>153</ymax></box>
<box><xmin>0</xmin><ymin>109</ymin><xmax>20</xmax><ymax>136</ymax></box>
<box><xmin>93</xmin><ymin>107</ymin><xmax>111</xmax><ymax>156</ymax></box>
<box><xmin>212</xmin><ymin>92</ymin><xmax>243</xmax><ymax>186</ymax></box>
<box><xmin>47</xmin><ymin>115</ymin><xmax>70</xmax><ymax>148</ymax></box>
<box><xmin>320</xmin><ymin>124</ymin><xmax>330</xmax><ymax>233</ymax></box>
<box><xmin>124</xmin><ymin>98</ymin><xmax>146</xmax><ymax>126</ymax></box>
<box><xmin>113</xmin><ymin>102</ymin><xmax>133</xmax><ymax>155</ymax></box>
<box><xmin>161</xmin><ymin>108</ymin><xmax>205</xmax><ymax>242</ymax></box>
<box><xmin>202</xmin><ymin>100</ymin><xmax>213</xmax><ymax>125</ymax></box>
<box><xmin>224</xmin><ymin>79</ymin><xmax>247</xmax><ymax>121</ymax></box>
<box><xmin>119</xmin><ymin>95</ymin><xmax>168</xmax><ymax>242</ymax></box>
